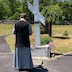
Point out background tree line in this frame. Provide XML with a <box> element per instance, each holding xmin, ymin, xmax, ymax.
<box><xmin>0</xmin><ymin>0</ymin><xmax>72</xmax><ymax>25</ymax></box>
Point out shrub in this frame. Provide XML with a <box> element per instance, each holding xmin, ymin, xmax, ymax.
<box><xmin>41</xmin><ymin>36</ymin><xmax>51</xmax><ymax>45</ymax></box>
<box><xmin>63</xmin><ymin>30</ymin><xmax>68</xmax><ymax>36</ymax></box>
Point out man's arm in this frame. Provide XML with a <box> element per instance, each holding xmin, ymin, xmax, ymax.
<box><xmin>12</xmin><ymin>25</ymin><xmax>16</xmax><ymax>34</ymax></box>
<box><xmin>28</xmin><ymin>24</ymin><xmax>33</xmax><ymax>35</ymax></box>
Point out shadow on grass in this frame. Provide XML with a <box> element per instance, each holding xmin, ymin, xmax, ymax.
<box><xmin>50</xmin><ymin>52</ymin><xmax>63</xmax><ymax>57</ymax></box>
<box><xmin>64</xmin><ymin>54</ymin><xmax>72</xmax><ymax>56</ymax></box>
<box><xmin>52</xmin><ymin>36</ymin><xmax>70</xmax><ymax>39</ymax></box>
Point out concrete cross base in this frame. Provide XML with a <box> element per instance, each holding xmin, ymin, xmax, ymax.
<box><xmin>31</xmin><ymin>45</ymin><xmax>51</xmax><ymax>58</ymax></box>
<box><xmin>32</xmin><ymin>57</ymin><xmax>50</xmax><ymax>66</ymax></box>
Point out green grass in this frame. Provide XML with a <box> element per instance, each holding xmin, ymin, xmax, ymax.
<box><xmin>52</xmin><ymin>36</ymin><xmax>72</xmax><ymax>53</ymax></box>
<box><xmin>52</xmin><ymin>25</ymin><xmax>72</xmax><ymax>35</ymax></box>
<box><xmin>0</xmin><ymin>24</ymin><xmax>14</xmax><ymax>36</ymax></box>
<box><xmin>0</xmin><ymin>24</ymin><xmax>72</xmax><ymax>54</ymax></box>
<box><xmin>0</xmin><ymin>24</ymin><xmax>72</xmax><ymax>36</ymax></box>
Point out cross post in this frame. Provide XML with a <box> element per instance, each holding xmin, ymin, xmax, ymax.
<box><xmin>27</xmin><ymin>0</ymin><xmax>45</xmax><ymax>46</ymax></box>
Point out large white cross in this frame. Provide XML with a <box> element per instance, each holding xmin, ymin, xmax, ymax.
<box><xmin>27</xmin><ymin>0</ymin><xmax>45</xmax><ymax>46</ymax></box>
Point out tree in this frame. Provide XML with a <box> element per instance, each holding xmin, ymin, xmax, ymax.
<box><xmin>0</xmin><ymin>0</ymin><xmax>72</xmax><ymax>22</ymax></box>
<box><xmin>4</xmin><ymin>0</ymin><xmax>17</xmax><ymax>15</ymax></box>
<box><xmin>42</xmin><ymin>5</ymin><xmax>63</xmax><ymax>24</ymax></box>
<box><xmin>59</xmin><ymin>2</ymin><xmax>72</xmax><ymax>22</ymax></box>
<box><xmin>0</xmin><ymin>0</ymin><xmax>6</xmax><ymax>19</ymax></box>
<box><xmin>41</xmin><ymin>2</ymin><xmax>63</xmax><ymax>36</ymax></box>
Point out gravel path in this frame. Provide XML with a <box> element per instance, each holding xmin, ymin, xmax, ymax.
<box><xmin>0</xmin><ymin>36</ymin><xmax>48</xmax><ymax>72</ymax></box>
<box><xmin>0</xmin><ymin>36</ymin><xmax>72</xmax><ymax>72</ymax></box>
<box><xmin>0</xmin><ymin>36</ymin><xmax>11</xmax><ymax>53</ymax></box>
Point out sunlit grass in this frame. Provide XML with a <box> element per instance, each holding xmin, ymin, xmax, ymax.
<box><xmin>52</xmin><ymin>25</ymin><xmax>72</xmax><ymax>35</ymax></box>
<box><xmin>0</xmin><ymin>24</ymin><xmax>14</xmax><ymax>36</ymax></box>
<box><xmin>6</xmin><ymin>35</ymin><xmax>15</xmax><ymax>52</ymax></box>
<box><xmin>0</xmin><ymin>24</ymin><xmax>72</xmax><ymax>54</ymax></box>
<box><xmin>6</xmin><ymin>34</ymin><xmax>72</xmax><ymax>54</ymax></box>
<box><xmin>52</xmin><ymin>36</ymin><xmax>72</xmax><ymax>53</ymax></box>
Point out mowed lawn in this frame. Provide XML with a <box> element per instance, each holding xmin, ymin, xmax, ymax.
<box><xmin>0</xmin><ymin>24</ymin><xmax>14</xmax><ymax>36</ymax></box>
<box><xmin>0</xmin><ymin>24</ymin><xmax>72</xmax><ymax>54</ymax></box>
<box><xmin>52</xmin><ymin>25</ymin><xmax>72</xmax><ymax>35</ymax></box>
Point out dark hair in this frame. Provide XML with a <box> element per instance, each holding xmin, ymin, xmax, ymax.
<box><xmin>20</xmin><ymin>13</ymin><xmax>27</xmax><ymax>18</ymax></box>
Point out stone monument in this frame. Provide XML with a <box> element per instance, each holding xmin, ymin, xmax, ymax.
<box><xmin>27</xmin><ymin>0</ymin><xmax>51</xmax><ymax>58</ymax></box>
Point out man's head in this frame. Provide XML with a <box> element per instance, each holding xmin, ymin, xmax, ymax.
<box><xmin>20</xmin><ymin>13</ymin><xmax>27</xmax><ymax>19</ymax></box>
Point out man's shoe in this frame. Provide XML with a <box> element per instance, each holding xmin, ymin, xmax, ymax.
<box><xmin>19</xmin><ymin>68</ymin><xmax>24</xmax><ymax>71</ymax></box>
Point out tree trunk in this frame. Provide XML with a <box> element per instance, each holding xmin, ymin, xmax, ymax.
<box><xmin>49</xmin><ymin>21</ymin><xmax>52</xmax><ymax>37</ymax></box>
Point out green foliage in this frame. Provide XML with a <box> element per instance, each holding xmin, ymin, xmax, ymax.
<box><xmin>63</xmin><ymin>30</ymin><xmax>68</xmax><ymax>36</ymax></box>
<box><xmin>10</xmin><ymin>12</ymin><xmax>20</xmax><ymax>20</ymax></box>
<box><xmin>4</xmin><ymin>0</ymin><xmax>17</xmax><ymax>15</ymax></box>
<box><xmin>41</xmin><ymin>36</ymin><xmax>51</xmax><ymax>45</ymax></box>
<box><xmin>0</xmin><ymin>1</ymin><xmax>6</xmax><ymax>19</ymax></box>
<box><xmin>40</xmin><ymin>0</ymin><xmax>72</xmax><ymax>34</ymax></box>
<box><xmin>60</xmin><ymin>2</ymin><xmax>72</xmax><ymax>21</ymax></box>
<box><xmin>0</xmin><ymin>0</ymin><xmax>72</xmax><ymax>23</ymax></box>
<box><xmin>41</xmin><ymin>2</ymin><xmax>64</xmax><ymax>34</ymax></box>
<box><xmin>41</xmin><ymin>4</ymin><xmax>63</xmax><ymax>24</ymax></box>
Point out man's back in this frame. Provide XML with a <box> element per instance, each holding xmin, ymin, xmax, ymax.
<box><xmin>15</xmin><ymin>21</ymin><xmax>30</xmax><ymax>48</ymax></box>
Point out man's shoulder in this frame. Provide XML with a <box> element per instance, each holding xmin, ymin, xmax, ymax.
<box><xmin>15</xmin><ymin>20</ymin><xmax>30</xmax><ymax>26</ymax></box>
<box><xmin>15</xmin><ymin>20</ymin><xmax>20</xmax><ymax>24</ymax></box>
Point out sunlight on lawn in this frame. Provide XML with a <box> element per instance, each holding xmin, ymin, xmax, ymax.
<box><xmin>0</xmin><ymin>24</ymin><xmax>14</xmax><ymax>36</ymax></box>
<box><xmin>0</xmin><ymin>24</ymin><xmax>71</xmax><ymax>54</ymax></box>
<box><xmin>52</xmin><ymin>36</ymin><xmax>72</xmax><ymax>53</ymax></box>
<box><xmin>6</xmin><ymin>34</ymin><xmax>72</xmax><ymax>54</ymax></box>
